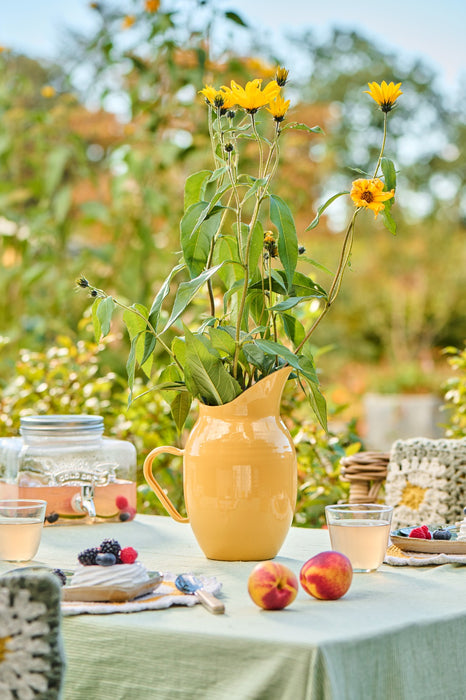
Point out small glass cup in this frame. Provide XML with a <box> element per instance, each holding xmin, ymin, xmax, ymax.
<box><xmin>0</xmin><ymin>499</ymin><xmax>47</xmax><ymax>562</ymax></box>
<box><xmin>325</xmin><ymin>503</ymin><xmax>393</xmax><ymax>572</ymax></box>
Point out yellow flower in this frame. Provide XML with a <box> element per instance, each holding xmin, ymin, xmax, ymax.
<box><xmin>145</xmin><ymin>0</ymin><xmax>160</xmax><ymax>11</ymax></box>
<box><xmin>199</xmin><ymin>85</ymin><xmax>236</xmax><ymax>111</ymax></box>
<box><xmin>275</xmin><ymin>67</ymin><xmax>289</xmax><ymax>87</ymax></box>
<box><xmin>365</xmin><ymin>81</ymin><xmax>403</xmax><ymax>113</ymax></box>
<box><xmin>122</xmin><ymin>15</ymin><xmax>136</xmax><ymax>29</ymax></box>
<box><xmin>267</xmin><ymin>95</ymin><xmax>290</xmax><ymax>122</ymax></box>
<box><xmin>0</xmin><ymin>46</ymin><xmax>6</xmax><ymax>54</ymax></box>
<box><xmin>41</xmin><ymin>85</ymin><xmax>56</xmax><ymax>98</ymax></box>
<box><xmin>350</xmin><ymin>178</ymin><xmax>394</xmax><ymax>218</ymax></box>
<box><xmin>229</xmin><ymin>79</ymin><xmax>281</xmax><ymax>114</ymax></box>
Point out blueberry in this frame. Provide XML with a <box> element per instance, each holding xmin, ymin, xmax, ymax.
<box><xmin>46</xmin><ymin>512</ymin><xmax>59</xmax><ymax>524</ymax></box>
<box><xmin>95</xmin><ymin>552</ymin><xmax>116</xmax><ymax>566</ymax></box>
<box><xmin>119</xmin><ymin>511</ymin><xmax>131</xmax><ymax>522</ymax></box>
<box><xmin>433</xmin><ymin>528</ymin><xmax>452</xmax><ymax>540</ymax></box>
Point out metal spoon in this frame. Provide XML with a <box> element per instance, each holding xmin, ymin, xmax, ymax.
<box><xmin>175</xmin><ymin>574</ymin><xmax>225</xmax><ymax>614</ymax></box>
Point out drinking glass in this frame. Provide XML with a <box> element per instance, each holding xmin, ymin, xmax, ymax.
<box><xmin>325</xmin><ymin>503</ymin><xmax>393</xmax><ymax>572</ymax></box>
<box><xmin>0</xmin><ymin>499</ymin><xmax>47</xmax><ymax>562</ymax></box>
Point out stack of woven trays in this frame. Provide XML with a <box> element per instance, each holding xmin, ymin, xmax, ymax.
<box><xmin>340</xmin><ymin>451</ymin><xmax>390</xmax><ymax>504</ymax></box>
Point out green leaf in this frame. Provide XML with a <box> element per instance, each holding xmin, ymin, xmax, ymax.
<box><xmin>183</xmin><ymin>328</ymin><xmax>241</xmax><ymax>405</ymax></box>
<box><xmin>96</xmin><ymin>296</ymin><xmax>115</xmax><ymax>337</ymax></box>
<box><xmin>306</xmin><ymin>191</ymin><xmax>349</xmax><ymax>231</ymax></box>
<box><xmin>161</xmin><ymin>264</ymin><xmax>223</xmax><ymax>333</ymax></box>
<box><xmin>171</xmin><ymin>392</ymin><xmax>192</xmax><ymax>433</ymax></box>
<box><xmin>299</xmin><ymin>256</ymin><xmax>332</xmax><ymax>275</ymax></box>
<box><xmin>247</xmin><ymin>221</ymin><xmax>264</xmax><ymax>282</ymax></box>
<box><xmin>270</xmin><ymin>296</ymin><xmax>316</xmax><ymax>312</ymax></box>
<box><xmin>269</xmin><ymin>194</ymin><xmax>298</xmax><ymax>292</ymax></box>
<box><xmin>241</xmin><ymin>176</ymin><xmax>269</xmax><ymax>205</ymax></box>
<box><xmin>148</xmin><ymin>262</ymin><xmax>185</xmax><ymax>330</ymax></box>
<box><xmin>303</xmin><ymin>377</ymin><xmax>328</xmax><ymax>431</ymax></box>
<box><xmin>282</xmin><ymin>122</ymin><xmax>324</xmax><ymax>135</ymax></box>
<box><xmin>243</xmin><ymin>342</ymin><xmax>267</xmax><ymax>369</ymax></box>
<box><xmin>181</xmin><ymin>202</ymin><xmax>222</xmax><ymax>278</ymax></box>
<box><xmin>126</xmin><ymin>332</ymin><xmax>141</xmax><ymax>402</ymax></box>
<box><xmin>123</xmin><ymin>304</ymin><xmax>154</xmax><ymax>379</ymax></box>
<box><xmin>53</xmin><ymin>185</ymin><xmax>72</xmax><ymax>224</ymax></box>
<box><xmin>281</xmin><ymin>313</ymin><xmax>305</xmax><ymax>347</ymax></box>
<box><xmin>382</xmin><ymin>208</ymin><xmax>397</xmax><ymax>235</ymax></box>
<box><xmin>172</xmin><ymin>337</ymin><xmax>187</xmax><ymax>367</ymax></box>
<box><xmin>184</xmin><ymin>170</ymin><xmax>212</xmax><ymax>211</ymax></box>
<box><xmin>223</xmin><ymin>277</ymin><xmax>245</xmax><ymax>314</ymax></box>
<box><xmin>91</xmin><ymin>298</ymin><xmax>102</xmax><ymax>341</ymax></box>
<box><xmin>381</xmin><ymin>157</ymin><xmax>397</xmax><ymax>192</ymax></box>
<box><xmin>224</xmin><ymin>10</ymin><xmax>248</xmax><ymax>26</ymax></box>
<box><xmin>208</xmin><ymin>166</ymin><xmax>228</xmax><ymax>183</ymax></box>
<box><xmin>255</xmin><ymin>339</ymin><xmax>319</xmax><ymax>384</ymax></box>
<box><xmin>208</xmin><ymin>326</ymin><xmax>237</xmax><ymax>356</ymax></box>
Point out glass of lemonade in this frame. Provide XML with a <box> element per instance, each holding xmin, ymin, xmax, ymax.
<box><xmin>325</xmin><ymin>504</ymin><xmax>393</xmax><ymax>572</ymax></box>
<box><xmin>0</xmin><ymin>499</ymin><xmax>47</xmax><ymax>562</ymax></box>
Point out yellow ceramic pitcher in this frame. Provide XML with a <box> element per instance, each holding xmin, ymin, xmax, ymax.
<box><xmin>143</xmin><ymin>366</ymin><xmax>297</xmax><ymax>561</ymax></box>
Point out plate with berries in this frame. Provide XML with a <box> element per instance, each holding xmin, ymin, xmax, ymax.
<box><xmin>390</xmin><ymin>525</ymin><xmax>466</xmax><ymax>554</ymax></box>
<box><xmin>59</xmin><ymin>538</ymin><xmax>163</xmax><ymax>603</ymax></box>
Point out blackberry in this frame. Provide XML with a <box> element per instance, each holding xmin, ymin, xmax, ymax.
<box><xmin>53</xmin><ymin>568</ymin><xmax>67</xmax><ymax>586</ymax></box>
<box><xmin>78</xmin><ymin>547</ymin><xmax>100</xmax><ymax>566</ymax></box>
<box><xmin>100</xmin><ymin>538</ymin><xmax>122</xmax><ymax>561</ymax></box>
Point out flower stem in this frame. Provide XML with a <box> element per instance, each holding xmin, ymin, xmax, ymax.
<box><xmin>373</xmin><ymin>112</ymin><xmax>388</xmax><ymax>179</ymax></box>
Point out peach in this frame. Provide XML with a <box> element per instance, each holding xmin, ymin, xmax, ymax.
<box><xmin>248</xmin><ymin>561</ymin><xmax>298</xmax><ymax>610</ymax></box>
<box><xmin>300</xmin><ymin>551</ymin><xmax>352</xmax><ymax>600</ymax></box>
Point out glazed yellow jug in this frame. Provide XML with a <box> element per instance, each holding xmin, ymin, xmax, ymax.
<box><xmin>143</xmin><ymin>366</ymin><xmax>297</xmax><ymax>561</ymax></box>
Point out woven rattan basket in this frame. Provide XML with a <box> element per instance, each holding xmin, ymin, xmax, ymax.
<box><xmin>340</xmin><ymin>451</ymin><xmax>390</xmax><ymax>504</ymax></box>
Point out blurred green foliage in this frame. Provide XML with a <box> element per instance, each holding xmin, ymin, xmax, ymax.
<box><xmin>442</xmin><ymin>345</ymin><xmax>466</xmax><ymax>438</ymax></box>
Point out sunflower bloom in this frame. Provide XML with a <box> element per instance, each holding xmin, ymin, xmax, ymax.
<box><xmin>122</xmin><ymin>15</ymin><xmax>136</xmax><ymax>29</ymax></box>
<box><xmin>350</xmin><ymin>178</ymin><xmax>394</xmax><ymax>218</ymax></box>
<box><xmin>365</xmin><ymin>81</ymin><xmax>402</xmax><ymax>113</ymax></box>
<box><xmin>229</xmin><ymin>79</ymin><xmax>281</xmax><ymax>114</ymax></box>
<box><xmin>41</xmin><ymin>85</ymin><xmax>56</xmax><ymax>98</ymax></box>
<box><xmin>267</xmin><ymin>95</ymin><xmax>290</xmax><ymax>122</ymax></box>
<box><xmin>145</xmin><ymin>0</ymin><xmax>160</xmax><ymax>11</ymax></box>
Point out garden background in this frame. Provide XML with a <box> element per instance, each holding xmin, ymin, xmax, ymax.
<box><xmin>0</xmin><ymin>0</ymin><xmax>465</xmax><ymax>526</ymax></box>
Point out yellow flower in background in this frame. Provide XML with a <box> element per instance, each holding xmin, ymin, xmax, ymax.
<box><xmin>199</xmin><ymin>85</ymin><xmax>236</xmax><ymax>110</ymax></box>
<box><xmin>0</xmin><ymin>46</ymin><xmax>6</xmax><ymax>54</ymax></box>
<box><xmin>365</xmin><ymin>81</ymin><xmax>403</xmax><ymax>112</ymax></box>
<box><xmin>275</xmin><ymin>67</ymin><xmax>289</xmax><ymax>87</ymax></box>
<box><xmin>122</xmin><ymin>15</ymin><xmax>136</xmax><ymax>29</ymax></box>
<box><xmin>41</xmin><ymin>85</ymin><xmax>56</xmax><ymax>98</ymax></box>
<box><xmin>267</xmin><ymin>95</ymin><xmax>290</xmax><ymax>122</ymax></box>
<box><xmin>145</xmin><ymin>0</ymin><xmax>160</xmax><ymax>11</ymax></box>
<box><xmin>350</xmin><ymin>178</ymin><xmax>394</xmax><ymax>217</ymax></box>
<box><xmin>244</xmin><ymin>57</ymin><xmax>276</xmax><ymax>79</ymax></box>
<box><xmin>229</xmin><ymin>79</ymin><xmax>280</xmax><ymax>113</ymax></box>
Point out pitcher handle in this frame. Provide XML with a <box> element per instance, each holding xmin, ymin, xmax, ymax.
<box><xmin>143</xmin><ymin>446</ymin><xmax>189</xmax><ymax>523</ymax></box>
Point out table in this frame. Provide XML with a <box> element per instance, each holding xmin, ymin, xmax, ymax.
<box><xmin>2</xmin><ymin>515</ymin><xmax>466</xmax><ymax>700</ymax></box>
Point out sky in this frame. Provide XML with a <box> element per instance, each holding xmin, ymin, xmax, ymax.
<box><xmin>0</xmin><ymin>0</ymin><xmax>465</xmax><ymax>92</ymax></box>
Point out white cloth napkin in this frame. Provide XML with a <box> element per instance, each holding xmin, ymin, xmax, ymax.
<box><xmin>384</xmin><ymin>544</ymin><xmax>466</xmax><ymax>567</ymax></box>
<box><xmin>61</xmin><ymin>573</ymin><xmax>222</xmax><ymax>616</ymax></box>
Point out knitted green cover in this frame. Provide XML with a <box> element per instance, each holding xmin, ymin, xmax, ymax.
<box><xmin>0</xmin><ymin>571</ymin><xmax>65</xmax><ymax>700</ymax></box>
<box><xmin>385</xmin><ymin>437</ymin><xmax>466</xmax><ymax>528</ymax></box>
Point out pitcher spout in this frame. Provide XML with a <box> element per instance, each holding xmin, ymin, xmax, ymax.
<box><xmin>199</xmin><ymin>366</ymin><xmax>293</xmax><ymax>419</ymax></box>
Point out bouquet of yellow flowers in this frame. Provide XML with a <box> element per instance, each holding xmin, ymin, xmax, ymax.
<box><xmin>79</xmin><ymin>73</ymin><xmax>401</xmax><ymax>432</ymax></box>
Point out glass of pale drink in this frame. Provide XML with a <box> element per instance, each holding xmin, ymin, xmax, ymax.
<box><xmin>0</xmin><ymin>499</ymin><xmax>47</xmax><ymax>562</ymax></box>
<box><xmin>325</xmin><ymin>504</ymin><xmax>393</xmax><ymax>572</ymax></box>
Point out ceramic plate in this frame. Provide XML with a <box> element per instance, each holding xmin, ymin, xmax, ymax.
<box><xmin>390</xmin><ymin>527</ymin><xmax>466</xmax><ymax>555</ymax></box>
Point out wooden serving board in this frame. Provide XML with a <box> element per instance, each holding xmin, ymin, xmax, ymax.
<box><xmin>62</xmin><ymin>571</ymin><xmax>163</xmax><ymax>603</ymax></box>
<box><xmin>390</xmin><ymin>535</ymin><xmax>466</xmax><ymax>555</ymax></box>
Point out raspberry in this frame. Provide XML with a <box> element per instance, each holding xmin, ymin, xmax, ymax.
<box><xmin>120</xmin><ymin>546</ymin><xmax>138</xmax><ymax>564</ymax></box>
<box><xmin>100</xmin><ymin>538</ymin><xmax>122</xmax><ymax>560</ymax></box>
<box><xmin>116</xmin><ymin>495</ymin><xmax>129</xmax><ymax>510</ymax></box>
<box><xmin>421</xmin><ymin>525</ymin><xmax>432</xmax><ymax>539</ymax></box>
<box><xmin>409</xmin><ymin>527</ymin><xmax>427</xmax><ymax>538</ymax></box>
<box><xmin>78</xmin><ymin>547</ymin><xmax>100</xmax><ymax>565</ymax></box>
